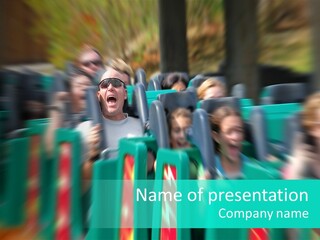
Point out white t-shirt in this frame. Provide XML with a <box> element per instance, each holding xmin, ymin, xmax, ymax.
<box><xmin>76</xmin><ymin>115</ymin><xmax>144</xmax><ymax>160</ymax></box>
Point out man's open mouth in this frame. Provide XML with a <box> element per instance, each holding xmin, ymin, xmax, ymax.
<box><xmin>107</xmin><ymin>96</ymin><xmax>117</xmax><ymax>104</ymax></box>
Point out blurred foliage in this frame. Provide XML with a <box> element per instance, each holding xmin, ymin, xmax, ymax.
<box><xmin>26</xmin><ymin>0</ymin><xmax>311</xmax><ymax>76</ymax></box>
<box><xmin>258</xmin><ymin>0</ymin><xmax>311</xmax><ymax>73</ymax></box>
<box><xmin>26</xmin><ymin>0</ymin><xmax>226</xmax><ymax>75</ymax></box>
<box><xmin>25</xmin><ymin>0</ymin><xmax>158</xmax><ymax>69</ymax></box>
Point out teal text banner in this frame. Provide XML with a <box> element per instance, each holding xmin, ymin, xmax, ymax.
<box><xmin>91</xmin><ymin>180</ymin><xmax>320</xmax><ymax>229</ymax></box>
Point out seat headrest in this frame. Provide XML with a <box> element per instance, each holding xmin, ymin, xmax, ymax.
<box><xmin>157</xmin><ymin>90</ymin><xmax>198</xmax><ymax>115</ymax></box>
<box><xmin>199</xmin><ymin>97</ymin><xmax>240</xmax><ymax>115</ymax></box>
<box><xmin>263</xmin><ymin>83</ymin><xmax>308</xmax><ymax>104</ymax></box>
<box><xmin>149</xmin><ymin>100</ymin><xmax>170</xmax><ymax>148</ymax></box>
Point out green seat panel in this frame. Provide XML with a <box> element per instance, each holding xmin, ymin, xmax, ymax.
<box><xmin>43</xmin><ymin>128</ymin><xmax>83</xmax><ymax>239</ymax></box>
<box><xmin>146</xmin><ymin>89</ymin><xmax>176</xmax><ymax>107</ymax></box>
<box><xmin>88</xmin><ymin>138</ymin><xmax>149</xmax><ymax>240</ymax></box>
<box><xmin>242</xmin><ymin>103</ymin><xmax>302</xmax><ymax>142</ymax></box>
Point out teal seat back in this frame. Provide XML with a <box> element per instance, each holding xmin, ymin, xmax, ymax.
<box><xmin>147</xmin><ymin>89</ymin><xmax>176</xmax><ymax>107</ymax></box>
<box><xmin>260</xmin><ymin>83</ymin><xmax>308</xmax><ymax>105</ymax></box>
<box><xmin>206</xmin><ymin>228</ymin><xmax>248</xmax><ymax>240</ymax></box>
<box><xmin>126</xmin><ymin>85</ymin><xmax>135</xmax><ymax>106</ymax></box>
<box><xmin>25</xmin><ymin>119</ymin><xmax>49</xmax><ymax>230</ymax></box>
<box><xmin>205</xmin><ymin>159</ymin><xmax>283</xmax><ymax>240</ymax></box>
<box><xmin>152</xmin><ymin>148</ymin><xmax>191</xmax><ymax>240</ymax></box>
<box><xmin>242</xmin><ymin>103</ymin><xmax>302</xmax><ymax>142</ymax></box>
<box><xmin>240</xmin><ymin>98</ymin><xmax>253</xmax><ymax>108</ymax></box>
<box><xmin>44</xmin><ymin>128</ymin><xmax>83</xmax><ymax>239</ymax></box>
<box><xmin>0</xmin><ymin>136</ymin><xmax>29</xmax><ymax>226</ymax></box>
<box><xmin>0</xmin><ymin>119</ymin><xmax>47</xmax><ymax>227</ymax></box>
<box><xmin>88</xmin><ymin>138</ymin><xmax>149</xmax><ymax>240</ymax></box>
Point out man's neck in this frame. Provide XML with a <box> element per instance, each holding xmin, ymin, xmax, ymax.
<box><xmin>103</xmin><ymin>112</ymin><xmax>127</xmax><ymax>121</ymax></box>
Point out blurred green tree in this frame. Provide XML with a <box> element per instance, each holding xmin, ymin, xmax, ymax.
<box><xmin>26</xmin><ymin>0</ymin><xmax>158</xmax><ymax>68</ymax></box>
<box><xmin>26</xmin><ymin>0</ymin><xmax>311</xmax><ymax>76</ymax></box>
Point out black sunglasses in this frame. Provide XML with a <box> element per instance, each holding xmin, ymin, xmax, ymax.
<box><xmin>98</xmin><ymin>78</ymin><xmax>126</xmax><ymax>89</ymax></box>
<box><xmin>81</xmin><ymin>59</ymin><xmax>103</xmax><ymax>67</ymax></box>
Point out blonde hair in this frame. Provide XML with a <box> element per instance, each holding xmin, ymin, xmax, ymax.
<box><xmin>302</xmin><ymin>92</ymin><xmax>320</xmax><ymax>131</ymax></box>
<box><xmin>107</xmin><ymin>58</ymin><xmax>133</xmax><ymax>81</ymax></box>
<box><xmin>197</xmin><ymin>77</ymin><xmax>226</xmax><ymax>100</ymax></box>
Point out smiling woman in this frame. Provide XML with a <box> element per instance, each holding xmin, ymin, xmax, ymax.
<box><xmin>210</xmin><ymin>106</ymin><xmax>248</xmax><ymax>178</ymax></box>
